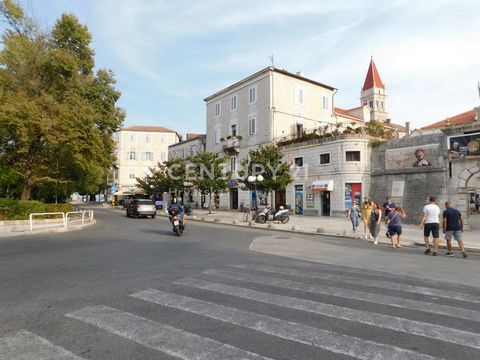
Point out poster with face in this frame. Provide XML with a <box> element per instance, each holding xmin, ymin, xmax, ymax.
<box><xmin>447</xmin><ymin>132</ymin><xmax>480</xmax><ymax>159</ymax></box>
<box><xmin>385</xmin><ymin>144</ymin><xmax>439</xmax><ymax>169</ymax></box>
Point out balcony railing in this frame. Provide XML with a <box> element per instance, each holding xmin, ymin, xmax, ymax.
<box><xmin>221</xmin><ymin>135</ymin><xmax>242</xmax><ymax>154</ymax></box>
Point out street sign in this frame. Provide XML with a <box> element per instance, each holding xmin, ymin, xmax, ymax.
<box><xmin>110</xmin><ymin>185</ymin><xmax>117</xmax><ymax>194</ymax></box>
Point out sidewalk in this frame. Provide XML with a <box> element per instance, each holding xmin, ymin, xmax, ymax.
<box><xmin>185</xmin><ymin>209</ymin><xmax>480</xmax><ymax>252</ymax></box>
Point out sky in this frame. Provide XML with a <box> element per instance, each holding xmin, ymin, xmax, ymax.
<box><xmin>4</xmin><ymin>0</ymin><xmax>480</xmax><ymax>135</ymax></box>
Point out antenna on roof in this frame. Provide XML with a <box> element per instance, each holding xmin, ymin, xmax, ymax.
<box><xmin>268</xmin><ymin>54</ymin><xmax>274</xmax><ymax>66</ymax></box>
<box><xmin>477</xmin><ymin>81</ymin><xmax>480</xmax><ymax>101</ymax></box>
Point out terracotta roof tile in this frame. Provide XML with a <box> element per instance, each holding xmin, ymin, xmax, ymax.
<box><xmin>122</xmin><ymin>125</ymin><xmax>177</xmax><ymax>133</ymax></box>
<box><xmin>422</xmin><ymin>109</ymin><xmax>476</xmax><ymax>129</ymax></box>
<box><xmin>362</xmin><ymin>58</ymin><xmax>385</xmax><ymax>90</ymax></box>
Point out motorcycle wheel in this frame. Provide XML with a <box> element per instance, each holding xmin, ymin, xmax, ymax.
<box><xmin>280</xmin><ymin>215</ymin><xmax>289</xmax><ymax>224</ymax></box>
<box><xmin>257</xmin><ymin>214</ymin><xmax>267</xmax><ymax>224</ymax></box>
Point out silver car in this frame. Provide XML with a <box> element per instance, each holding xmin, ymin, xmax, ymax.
<box><xmin>126</xmin><ymin>199</ymin><xmax>156</xmax><ymax>219</ymax></box>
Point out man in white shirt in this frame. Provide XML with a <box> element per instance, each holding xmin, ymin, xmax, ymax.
<box><xmin>420</xmin><ymin>196</ymin><xmax>441</xmax><ymax>256</ymax></box>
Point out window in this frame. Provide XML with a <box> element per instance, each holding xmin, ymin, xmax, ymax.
<box><xmin>322</xmin><ymin>95</ymin><xmax>329</xmax><ymax>111</ymax></box>
<box><xmin>161</xmin><ymin>152</ymin><xmax>166</xmax><ymax>161</ymax></box>
<box><xmin>231</xmin><ymin>124</ymin><xmax>237</xmax><ymax>137</ymax></box>
<box><xmin>376</xmin><ymin>100</ymin><xmax>379</xmax><ymax>109</ymax></box>
<box><xmin>231</xmin><ymin>95</ymin><xmax>237</xmax><ymax>112</ymax></box>
<box><xmin>145</xmin><ymin>134</ymin><xmax>151</xmax><ymax>143</ymax></box>
<box><xmin>294</xmin><ymin>156</ymin><xmax>304</xmax><ymax>167</ymax></box>
<box><xmin>295</xmin><ymin>87</ymin><xmax>304</xmax><ymax>105</ymax></box>
<box><xmin>127</xmin><ymin>151</ymin><xmax>137</xmax><ymax>160</ymax></box>
<box><xmin>248</xmin><ymin>86</ymin><xmax>256</xmax><ymax>104</ymax></box>
<box><xmin>369</xmin><ymin>100</ymin><xmax>373</xmax><ymax>108</ymax></box>
<box><xmin>129</xmin><ymin>172</ymin><xmax>135</xmax><ymax>179</ymax></box>
<box><xmin>214</xmin><ymin>102</ymin><xmax>221</xmax><ymax>117</ymax></box>
<box><xmin>215</xmin><ymin>128</ymin><xmax>221</xmax><ymax>144</ymax></box>
<box><xmin>130</xmin><ymin>134</ymin><xmax>136</xmax><ymax>142</ymax></box>
<box><xmin>381</xmin><ymin>101</ymin><xmax>384</xmax><ymax>110</ymax></box>
<box><xmin>230</xmin><ymin>156</ymin><xmax>237</xmax><ymax>171</ymax></box>
<box><xmin>160</xmin><ymin>136</ymin><xmax>165</xmax><ymax>144</ymax></box>
<box><xmin>346</xmin><ymin>151</ymin><xmax>361</xmax><ymax>162</ymax></box>
<box><xmin>249</xmin><ymin>118</ymin><xmax>256</xmax><ymax>135</ymax></box>
<box><xmin>296</xmin><ymin>123</ymin><xmax>303</xmax><ymax>136</ymax></box>
<box><xmin>190</xmin><ymin>145</ymin><xmax>195</xmax><ymax>156</ymax></box>
<box><xmin>320</xmin><ymin>153</ymin><xmax>330</xmax><ymax>165</ymax></box>
<box><xmin>143</xmin><ymin>152</ymin><xmax>153</xmax><ymax>161</ymax></box>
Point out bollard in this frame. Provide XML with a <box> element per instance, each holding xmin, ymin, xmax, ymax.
<box><xmin>214</xmin><ymin>218</ymin><xmax>221</xmax><ymax>222</ymax></box>
<box><xmin>292</xmin><ymin>225</ymin><xmax>300</xmax><ymax>231</ymax></box>
<box><xmin>268</xmin><ymin>223</ymin><xmax>275</xmax><ymax>229</ymax></box>
<box><xmin>316</xmin><ymin>227</ymin><xmax>325</xmax><ymax>233</ymax></box>
<box><xmin>232</xmin><ymin>220</ymin><xmax>239</xmax><ymax>225</ymax></box>
<box><xmin>248</xmin><ymin>221</ymin><xmax>255</xmax><ymax>226</ymax></box>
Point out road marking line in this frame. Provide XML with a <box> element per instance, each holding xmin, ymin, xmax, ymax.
<box><xmin>204</xmin><ymin>269</ymin><xmax>480</xmax><ymax>322</ymax></box>
<box><xmin>231</xmin><ymin>264</ymin><xmax>480</xmax><ymax>304</ymax></box>
<box><xmin>131</xmin><ymin>288</ymin><xmax>440</xmax><ymax>360</ymax></box>
<box><xmin>0</xmin><ymin>331</ymin><xmax>84</xmax><ymax>360</ymax></box>
<box><xmin>174</xmin><ymin>278</ymin><xmax>480</xmax><ymax>350</ymax></box>
<box><xmin>66</xmin><ymin>305</ymin><xmax>272</xmax><ymax>360</ymax></box>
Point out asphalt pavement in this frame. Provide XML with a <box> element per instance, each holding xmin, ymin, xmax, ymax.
<box><xmin>0</xmin><ymin>207</ymin><xmax>479</xmax><ymax>359</ymax></box>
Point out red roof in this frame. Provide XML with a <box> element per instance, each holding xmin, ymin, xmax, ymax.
<box><xmin>422</xmin><ymin>109</ymin><xmax>477</xmax><ymax>129</ymax></box>
<box><xmin>362</xmin><ymin>58</ymin><xmax>385</xmax><ymax>90</ymax></box>
<box><xmin>122</xmin><ymin>125</ymin><xmax>177</xmax><ymax>133</ymax></box>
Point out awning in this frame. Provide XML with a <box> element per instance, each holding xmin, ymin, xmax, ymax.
<box><xmin>311</xmin><ymin>180</ymin><xmax>334</xmax><ymax>191</ymax></box>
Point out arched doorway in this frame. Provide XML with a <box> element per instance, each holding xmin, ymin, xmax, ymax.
<box><xmin>463</xmin><ymin>168</ymin><xmax>480</xmax><ymax>231</ymax></box>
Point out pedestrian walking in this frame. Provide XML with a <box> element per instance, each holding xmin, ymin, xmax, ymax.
<box><xmin>369</xmin><ymin>202</ymin><xmax>382</xmax><ymax>245</ymax></box>
<box><xmin>386</xmin><ymin>206</ymin><xmax>407</xmax><ymax>248</ymax></box>
<box><xmin>420</xmin><ymin>196</ymin><xmax>441</xmax><ymax>256</ymax></box>
<box><xmin>361</xmin><ymin>197</ymin><xmax>373</xmax><ymax>239</ymax></box>
<box><xmin>443</xmin><ymin>201</ymin><xmax>467</xmax><ymax>258</ymax></box>
<box><xmin>382</xmin><ymin>195</ymin><xmax>396</xmax><ymax>237</ymax></box>
<box><xmin>347</xmin><ymin>200</ymin><xmax>360</xmax><ymax>233</ymax></box>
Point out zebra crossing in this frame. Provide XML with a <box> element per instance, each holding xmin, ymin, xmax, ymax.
<box><xmin>2</xmin><ymin>262</ymin><xmax>480</xmax><ymax>359</ymax></box>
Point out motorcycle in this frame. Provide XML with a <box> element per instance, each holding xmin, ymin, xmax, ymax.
<box><xmin>168</xmin><ymin>208</ymin><xmax>184</xmax><ymax>236</ymax></box>
<box><xmin>256</xmin><ymin>206</ymin><xmax>290</xmax><ymax>224</ymax></box>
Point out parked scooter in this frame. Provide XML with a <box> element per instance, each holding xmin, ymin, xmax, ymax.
<box><xmin>256</xmin><ymin>206</ymin><xmax>290</xmax><ymax>224</ymax></box>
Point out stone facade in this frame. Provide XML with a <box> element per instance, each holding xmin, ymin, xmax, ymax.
<box><xmin>168</xmin><ymin>134</ymin><xmax>206</xmax><ymax>160</ymax></box>
<box><xmin>113</xmin><ymin>126</ymin><xmax>179</xmax><ymax>199</ymax></box>
<box><xmin>280</xmin><ymin>134</ymin><xmax>373</xmax><ymax>217</ymax></box>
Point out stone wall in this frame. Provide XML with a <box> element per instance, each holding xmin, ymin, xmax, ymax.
<box><xmin>369</xmin><ymin>133</ymin><xmax>448</xmax><ymax>224</ymax></box>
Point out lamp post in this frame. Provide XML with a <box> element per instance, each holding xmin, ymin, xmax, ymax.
<box><xmin>247</xmin><ymin>174</ymin><xmax>264</xmax><ymax>207</ymax></box>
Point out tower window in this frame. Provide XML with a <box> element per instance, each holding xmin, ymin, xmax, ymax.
<box><xmin>369</xmin><ymin>100</ymin><xmax>373</xmax><ymax>108</ymax></box>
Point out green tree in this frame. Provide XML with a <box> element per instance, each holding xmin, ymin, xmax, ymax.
<box><xmin>189</xmin><ymin>152</ymin><xmax>230</xmax><ymax>214</ymax></box>
<box><xmin>240</xmin><ymin>145</ymin><xmax>293</xmax><ymax>206</ymax></box>
<box><xmin>0</xmin><ymin>1</ymin><xmax>124</xmax><ymax>200</ymax></box>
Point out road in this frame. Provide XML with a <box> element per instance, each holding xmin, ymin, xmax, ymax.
<box><xmin>0</xmin><ymin>207</ymin><xmax>479</xmax><ymax>359</ymax></box>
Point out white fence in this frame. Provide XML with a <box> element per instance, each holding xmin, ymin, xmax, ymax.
<box><xmin>29</xmin><ymin>210</ymin><xmax>94</xmax><ymax>232</ymax></box>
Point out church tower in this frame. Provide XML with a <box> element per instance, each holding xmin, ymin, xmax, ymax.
<box><xmin>360</xmin><ymin>58</ymin><xmax>389</xmax><ymax>121</ymax></box>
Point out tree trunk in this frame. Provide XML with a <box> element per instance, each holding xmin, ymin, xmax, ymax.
<box><xmin>20</xmin><ymin>184</ymin><xmax>32</xmax><ymax>200</ymax></box>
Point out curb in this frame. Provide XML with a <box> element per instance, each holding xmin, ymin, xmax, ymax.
<box><xmin>0</xmin><ymin>220</ymin><xmax>97</xmax><ymax>238</ymax></box>
<box><xmin>185</xmin><ymin>215</ymin><xmax>480</xmax><ymax>253</ymax></box>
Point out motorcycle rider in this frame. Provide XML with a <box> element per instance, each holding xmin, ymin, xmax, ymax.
<box><xmin>167</xmin><ymin>198</ymin><xmax>186</xmax><ymax>229</ymax></box>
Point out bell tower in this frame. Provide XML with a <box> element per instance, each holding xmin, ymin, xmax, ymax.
<box><xmin>360</xmin><ymin>58</ymin><xmax>389</xmax><ymax>121</ymax></box>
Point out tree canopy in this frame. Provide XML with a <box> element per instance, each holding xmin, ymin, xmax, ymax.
<box><xmin>0</xmin><ymin>0</ymin><xmax>125</xmax><ymax>200</ymax></box>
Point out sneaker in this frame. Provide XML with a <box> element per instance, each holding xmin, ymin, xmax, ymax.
<box><xmin>424</xmin><ymin>248</ymin><xmax>431</xmax><ymax>255</ymax></box>
<box><xmin>432</xmin><ymin>252</ymin><xmax>438</xmax><ymax>256</ymax></box>
<box><xmin>462</xmin><ymin>252</ymin><xmax>468</xmax><ymax>258</ymax></box>
<box><xmin>445</xmin><ymin>252</ymin><xmax>454</xmax><ymax>257</ymax></box>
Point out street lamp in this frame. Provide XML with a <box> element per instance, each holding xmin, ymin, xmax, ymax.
<box><xmin>248</xmin><ymin>174</ymin><xmax>264</xmax><ymax>207</ymax></box>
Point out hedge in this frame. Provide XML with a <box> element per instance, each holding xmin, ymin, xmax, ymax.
<box><xmin>0</xmin><ymin>199</ymin><xmax>73</xmax><ymax>220</ymax></box>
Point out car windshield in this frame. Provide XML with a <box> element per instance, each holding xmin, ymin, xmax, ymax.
<box><xmin>138</xmin><ymin>200</ymin><xmax>153</xmax><ymax>205</ymax></box>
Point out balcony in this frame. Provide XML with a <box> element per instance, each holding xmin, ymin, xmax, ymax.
<box><xmin>221</xmin><ymin>135</ymin><xmax>242</xmax><ymax>154</ymax></box>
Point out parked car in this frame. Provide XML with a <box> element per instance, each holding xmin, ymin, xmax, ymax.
<box><xmin>126</xmin><ymin>199</ymin><xmax>156</xmax><ymax>219</ymax></box>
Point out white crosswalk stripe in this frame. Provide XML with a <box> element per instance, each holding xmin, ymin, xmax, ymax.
<box><xmin>174</xmin><ymin>277</ymin><xmax>480</xmax><ymax>350</ymax></box>
<box><xmin>231</xmin><ymin>264</ymin><xmax>480</xmax><ymax>304</ymax></box>
<box><xmin>66</xmin><ymin>305</ymin><xmax>273</xmax><ymax>360</ymax></box>
<box><xmin>131</xmin><ymin>288</ymin><xmax>440</xmax><ymax>360</ymax></box>
<box><xmin>203</xmin><ymin>268</ymin><xmax>480</xmax><ymax>322</ymax></box>
<box><xmin>0</xmin><ymin>331</ymin><xmax>84</xmax><ymax>360</ymax></box>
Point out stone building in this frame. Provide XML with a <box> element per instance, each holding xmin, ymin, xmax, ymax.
<box><xmin>112</xmin><ymin>125</ymin><xmax>180</xmax><ymax>203</ymax></box>
<box><xmin>168</xmin><ymin>133</ymin><xmax>206</xmax><ymax>160</ymax></box>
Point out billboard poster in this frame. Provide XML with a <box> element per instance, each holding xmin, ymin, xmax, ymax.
<box><xmin>447</xmin><ymin>132</ymin><xmax>480</xmax><ymax>160</ymax></box>
<box><xmin>385</xmin><ymin>144</ymin><xmax>439</xmax><ymax>169</ymax></box>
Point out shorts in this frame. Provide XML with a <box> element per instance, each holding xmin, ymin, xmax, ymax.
<box><xmin>445</xmin><ymin>230</ymin><xmax>462</xmax><ymax>241</ymax></box>
<box><xmin>424</xmin><ymin>223</ymin><xmax>439</xmax><ymax>238</ymax></box>
<box><xmin>388</xmin><ymin>225</ymin><xmax>402</xmax><ymax>236</ymax></box>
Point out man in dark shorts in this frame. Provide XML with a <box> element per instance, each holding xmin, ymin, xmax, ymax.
<box><xmin>443</xmin><ymin>201</ymin><xmax>467</xmax><ymax>258</ymax></box>
<box><xmin>420</xmin><ymin>196</ymin><xmax>441</xmax><ymax>256</ymax></box>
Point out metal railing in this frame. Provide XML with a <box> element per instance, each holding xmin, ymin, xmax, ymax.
<box><xmin>29</xmin><ymin>210</ymin><xmax>94</xmax><ymax>232</ymax></box>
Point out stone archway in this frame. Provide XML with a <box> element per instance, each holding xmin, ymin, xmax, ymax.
<box><xmin>455</xmin><ymin>162</ymin><xmax>480</xmax><ymax>229</ymax></box>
